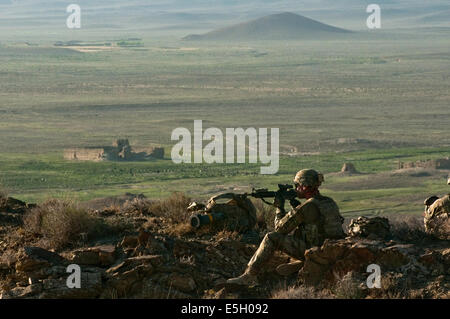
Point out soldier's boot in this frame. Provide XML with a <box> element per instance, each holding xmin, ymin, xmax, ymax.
<box><xmin>226</xmin><ymin>270</ymin><xmax>258</xmax><ymax>287</ymax></box>
<box><xmin>226</xmin><ymin>232</ymin><xmax>279</xmax><ymax>287</ymax></box>
<box><xmin>276</xmin><ymin>260</ymin><xmax>304</xmax><ymax>276</ymax></box>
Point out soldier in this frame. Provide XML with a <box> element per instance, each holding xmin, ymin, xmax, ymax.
<box><xmin>423</xmin><ymin>176</ymin><xmax>450</xmax><ymax>240</ymax></box>
<box><xmin>227</xmin><ymin>169</ymin><xmax>345</xmax><ymax>286</ymax></box>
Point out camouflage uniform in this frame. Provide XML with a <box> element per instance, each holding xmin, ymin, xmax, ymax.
<box><xmin>246</xmin><ymin>194</ymin><xmax>341</xmax><ymax>275</ymax></box>
<box><xmin>227</xmin><ymin>169</ymin><xmax>344</xmax><ymax>285</ymax></box>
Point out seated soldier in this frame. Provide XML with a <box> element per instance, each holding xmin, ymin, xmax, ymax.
<box><xmin>227</xmin><ymin>169</ymin><xmax>345</xmax><ymax>286</ymax></box>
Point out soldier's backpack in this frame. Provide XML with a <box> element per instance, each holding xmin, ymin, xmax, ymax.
<box><xmin>348</xmin><ymin>216</ymin><xmax>391</xmax><ymax>239</ymax></box>
<box><xmin>204</xmin><ymin>193</ymin><xmax>257</xmax><ymax>233</ymax></box>
<box><xmin>309</xmin><ymin>196</ymin><xmax>346</xmax><ymax>239</ymax></box>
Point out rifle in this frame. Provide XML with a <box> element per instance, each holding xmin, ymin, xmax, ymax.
<box><xmin>189</xmin><ymin>184</ymin><xmax>299</xmax><ymax>228</ymax></box>
<box><xmin>249</xmin><ymin>184</ymin><xmax>298</xmax><ymax>206</ymax></box>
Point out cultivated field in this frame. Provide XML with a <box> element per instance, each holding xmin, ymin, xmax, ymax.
<box><xmin>0</xmin><ymin>29</ymin><xmax>449</xmax><ymax>219</ymax></box>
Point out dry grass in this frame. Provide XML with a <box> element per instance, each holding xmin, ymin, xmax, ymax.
<box><xmin>147</xmin><ymin>192</ymin><xmax>192</xmax><ymax>223</ymax></box>
<box><xmin>389</xmin><ymin>215</ymin><xmax>432</xmax><ymax>242</ymax></box>
<box><xmin>331</xmin><ymin>272</ymin><xmax>366</xmax><ymax>299</ymax></box>
<box><xmin>22</xmin><ymin>199</ymin><xmax>108</xmax><ymax>249</ymax></box>
<box><xmin>272</xmin><ymin>285</ymin><xmax>334</xmax><ymax>299</ymax></box>
<box><xmin>122</xmin><ymin>197</ymin><xmax>154</xmax><ymax>216</ymax></box>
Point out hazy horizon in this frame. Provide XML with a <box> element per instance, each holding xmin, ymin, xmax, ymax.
<box><xmin>0</xmin><ymin>0</ymin><xmax>449</xmax><ymax>42</ymax></box>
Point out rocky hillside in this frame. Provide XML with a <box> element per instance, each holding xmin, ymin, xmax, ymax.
<box><xmin>0</xmin><ymin>194</ymin><xmax>448</xmax><ymax>299</ymax></box>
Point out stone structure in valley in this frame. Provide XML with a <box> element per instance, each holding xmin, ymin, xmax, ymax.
<box><xmin>64</xmin><ymin>139</ymin><xmax>164</xmax><ymax>162</ymax></box>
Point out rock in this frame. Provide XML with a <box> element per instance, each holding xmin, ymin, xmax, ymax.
<box><xmin>168</xmin><ymin>273</ymin><xmax>196</xmax><ymax>292</ymax></box>
<box><xmin>1</xmin><ymin>197</ymin><xmax>31</xmax><ymax>214</ymax></box>
<box><xmin>0</xmin><ymin>284</ymin><xmax>42</xmax><ymax>299</ymax></box>
<box><xmin>348</xmin><ymin>216</ymin><xmax>391</xmax><ymax>239</ymax></box>
<box><xmin>0</xmin><ymin>253</ymin><xmax>17</xmax><ymax>270</ymax></box>
<box><xmin>70</xmin><ymin>245</ymin><xmax>116</xmax><ymax>266</ymax></box>
<box><xmin>138</xmin><ymin>228</ymin><xmax>151</xmax><ymax>246</ymax></box>
<box><xmin>15</xmin><ymin>247</ymin><xmax>65</xmax><ymax>274</ymax></box>
<box><xmin>298</xmin><ymin>238</ymin><xmax>412</xmax><ymax>286</ymax></box>
<box><xmin>120</xmin><ymin>235</ymin><xmax>138</xmax><ymax>248</ymax></box>
<box><xmin>39</xmin><ymin>271</ymin><xmax>102</xmax><ymax>299</ymax></box>
<box><xmin>120</xmin><ymin>255</ymin><xmax>164</xmax><ymax>269</ymax></box>
<box><xmin>104</xmin><ymin>255</ymin><xmax>163</xmax><ymax>296</ymax></box>
<box><xmin>24</xmin><ymin>247</ymin><xmax>65</xmax><ymax>264</ymax></box>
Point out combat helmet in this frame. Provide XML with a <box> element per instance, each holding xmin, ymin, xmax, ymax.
<box><xmin>294</xmin><ymin>169</ymin><xmax>324</xmax><ymax>187</ymax></box>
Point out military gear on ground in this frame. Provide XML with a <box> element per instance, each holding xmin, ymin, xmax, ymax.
<box><xmin>347</xmin><ymin>216</ymin><xmax>391</xmax><ymax>239</ymax></box>
<box><xmin>190</xmin><ymin>183</ymin><xmax>298</xmax><ymax>231</ymax></box>
<box><xmin>424</xmin><ymin>194</ymin><xmax>450</xmax><ymax>240</ymax></box>
<box><xmin>187</xmin><ymin>202</ymin><xmax>206</xmax><ymax>212</ymax></box>
<box><xmin>189</xmin><ymin>193</ymin><xmax>257</xmax><ymax>233</ymax></box>
<box><xmin>294</xmin><ymin>169</ymin><xmax>324</xmax><ymax>187</ymax></box>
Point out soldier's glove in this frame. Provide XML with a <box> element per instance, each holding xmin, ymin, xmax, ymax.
<box><xmin>273</xmin><ymin>193</ymin><xmax>285</xmax><ymax>210</ymax></box>
<box><xmin>289</xmin><ymin>199</ymin><xmax>301</xmax><ymax>208</ymax></box>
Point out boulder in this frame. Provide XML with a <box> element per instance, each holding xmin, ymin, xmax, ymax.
<box><xmin>15</xmin><ymin>247</ymin><xmax>65</xmax><ymax>275</ymax></box>
<box><xmin>120</xmin><ymin>235</ymin><xmax>139</xmax><ymax>248</ymax></box>
<box><xmin>298</xmin><ymin>238</ymin><xmax>412</xmax><ymax>286</ymax></box>
<box><xmin>168</xmin><ymin>273</ymin><xmax>196</xmax><ymax>292</ymax></box>
<box><xmin>38</xmin><ymin>271</ymin><xmax>103</xmax><ymax>299</ymax></box>
<box><xmin>105</xmin><ymin>255</ymin><xmax>164</xmax><ymax>296</ymax></box>
<box><xmin>70</xmin><ymin>245</ymin><xmax>116</xmax><ymax>266</ymax></box>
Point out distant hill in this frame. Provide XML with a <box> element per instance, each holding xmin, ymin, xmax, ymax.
<box><xmin>183</xmin><ymin>12</ymin><xmax>352</xmax><ymax>41</ymax></box>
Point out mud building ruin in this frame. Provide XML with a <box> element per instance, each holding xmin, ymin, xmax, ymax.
<box><xmin>64</xmin><ymin>139</ymin><xmax>164</xmax><ymax>162</ymax></box>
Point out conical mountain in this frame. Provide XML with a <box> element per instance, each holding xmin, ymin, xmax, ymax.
<box><xmin>183</xmin><ymin>12</ymin><xmax>351</xmax><ymax>41</ymax></box>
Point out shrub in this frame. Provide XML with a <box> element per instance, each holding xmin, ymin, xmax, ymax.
<box><xmin>147</xmin><ymin>192</ymin><xmax>192</xmax><ymax>224</ymax></box>
<box><xmin>331</xmin><ymin>272</ymin><xmax>366</xmax><ymax>299</ymax></box>
<box><xmin>272</xmin><ymin>285</ymin><xmax>334</xmax><ymax>299</ymax></box>
<box><xmin>23</xmin><ymin>199</ymin><xmax>107</xmax><ymax>249</ymax></box>
<box><xmin>389</xmin><ymin>215</ymin><xmax>432</xmax><ymax>242</ymax></box>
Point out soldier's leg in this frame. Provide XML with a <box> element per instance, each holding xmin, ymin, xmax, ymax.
<box><xmin>246</xmin><ymin>232</ymin><xmax>306</xmax><ymax>275</ymax></box>
<box><xmin>227</xmin><ymin>232</ymin><xmax>306</xmax><ymax>286</ymax></box>
<box><xmin>276</xmin><ymin>234</ymin><xmax>307</xmax><ymax>261</ymax></box>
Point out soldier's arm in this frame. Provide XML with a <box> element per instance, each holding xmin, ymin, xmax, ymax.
<box><xmin>274</xmin><ymin>208</ymin><xmax>286</xmax><ymax>227</ymax></box>
<box><xmin>275</xmin><ymin>201</ymin><xmax>320</xmax><ymax>234</ymax></box>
